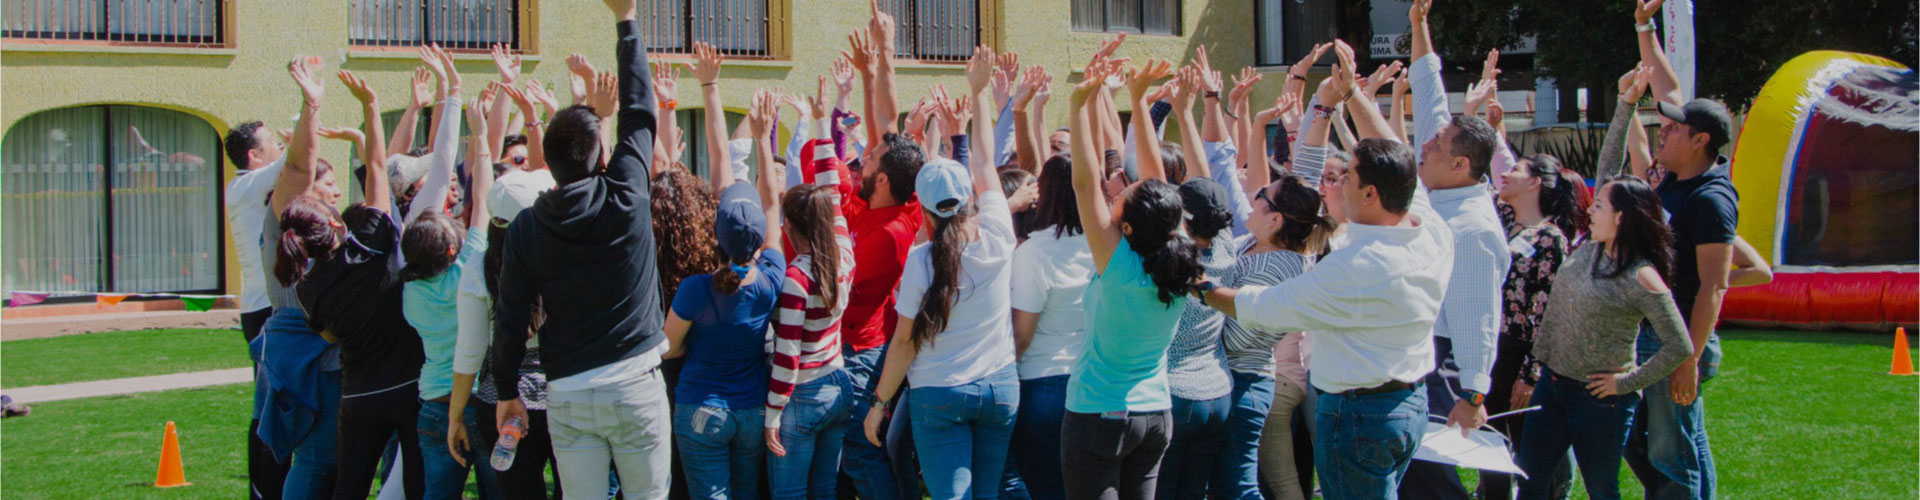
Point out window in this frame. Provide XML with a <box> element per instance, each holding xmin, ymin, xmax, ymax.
<box><xmin>3</xmin><ymin>106</ymin><xmax>224</xmax><ymax>295</ymax></box>
<box><xmin>639</xmin><ymin>0</ymin><xmax>771</xmax><ymax>57</ymax></box>
<box><xmin>880</xmin><ymin>0</ymin><xmax>980</xmax><ymax>62</ymax></box>
<box><xmin>1072</xmin><ymin>0</ymin><xmax>1178</xmax><ymax>35</ymax></box>
<box><xmin>351</xmin><ymin>0</ymin><xmax>518</xmax><ymax>50</ymax></box>
<box><xmin>668</xmin><ymin>109</ymin><xmax>751</xmax><ymax>179</ymax></box>
<box><xmin>1253</xmin><ymin>0</ymin><xmax>1337</xmax><ymax>66</ymax></box>
<box><xmin>2</xmin><ymin>0</ymin><xmax>225</xmax><ymax>45</ymax></box>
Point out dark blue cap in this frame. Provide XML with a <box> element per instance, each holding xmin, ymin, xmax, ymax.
<box><xmin>714</xmin><ymin>182</ymin><xmax>766</xmax><ymax>264</ymax></box>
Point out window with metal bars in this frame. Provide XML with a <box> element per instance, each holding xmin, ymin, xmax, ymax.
<box><xmin>878</xmin><ymin>0</ymin><xmax>979</xmax><ymax>62</ymax></box>
<box><xmin>1253</xmin><ymin>0</ymin><xmax>1337</xmax><ymax>66</ymax></box>
<box><xmin>1072</xmin><ymin>0</ymin><xmax>1177</xmax><ymax>35</ymax></box>
<box><xmin>350</xmin><ymin>0</ymin><xmax>518</xmax><ymax>50</ymax></box>
<box><xmin>2</xmin><ymin>0</ymin><xmax>225</xmax><ymax>45</ymax></box>
<box><xmin>638</xmin><ymin>0</ymin><xmax>770</xmax><ymax>57</ymax></box>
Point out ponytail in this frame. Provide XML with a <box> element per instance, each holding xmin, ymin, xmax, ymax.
<box><xmin>1122</xmin><ymin>180</ymin><xmax>1204</xmax><ymax>305</ymax></box>
<box><xmin>713</xmin><ymin>264</ymin><xmax>746</xmax><ymax>294</ymax></box>
<box><xmin>274</xmin><ymin>196</ymin><xmax>342</xmax><ymax>286</ymax></box>
<box><xmin>910</xmin><ymin>206</ymin><xmax>974</xmax><ymax>348</ymax></box>
<box><xmin>781</xmin><ymin>185</ymin><xmax>844</xmax><ymax>309</ymax></box>
<box><xmin>1266</xmin><ymin>175</ymin><xmax>1338</xmax><ymax>255</ymax></box>
<box><xmin>1524</xmin><ymin>154</ymin><xmax>1583</xmax><ymax>240</ymax></box>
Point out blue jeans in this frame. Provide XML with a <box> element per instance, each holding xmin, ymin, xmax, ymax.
<box><xmin>1626</xmin><ymin>328</ymin><xmax>1721</xmax><ymax>500</ymax></box>
<box><xmin>909</xmin><ymin>364</ymin><xmax>1020</xmax><ymax>500</ymax></box>
<box><xmin>1401</xmin><ymin>337</ymin><xmax>1469</xmax><ymax>500</ymax></box>
<box><xmin>1159</xmin><ymin>391</ymin><xmax>1231</xmax><ymax>500</ymax></box>
<box><xmin>841</xmin><ymin>345</ymin><xmax>902</xmax><ymax>500</ymax></box>
<box><xmin>1012</xmin><ymin>375</ymin><xmax>1069</xmax><ymax>500</ymax></box>
<box><xmin>417</xmin><ymin>399</ymin><xmax>498</xmax><ymax>500</ymax></box>
<box><xmin>282</xmin><ymin>371</ymin><xmax>340</xmax><ymax>500</ymax></box>
<box><xmin>1517</xmin><ymin>370</ymin><xmax>1640</xmax><ymax>500</ymax></box>
<box><xmin>1314</xmin><ymin>384</ymin><xmax>1427</xmax><ymax>500</ymax></box>
<box><xmin>771</xmin><ymin>371</ymin><xmax>852</xmax><ymax>500</ymax></box>
<box><xmin>1211</xmin><ymin>372</ymin><xmax>1272</xmax><ymax>500</ymax></box>
<box><xmin>673</xmin><ymin>403</ymin><xmax>765</xmax><ymax>500</ymax></box>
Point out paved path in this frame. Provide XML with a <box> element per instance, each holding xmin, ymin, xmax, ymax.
<box><xmin>4</xmin><ymin>367</ymin><xmax>251</xmax><ymax>404</ymax></box>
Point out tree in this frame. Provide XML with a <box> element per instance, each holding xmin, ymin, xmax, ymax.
<box><xmin>1694</xmin><ymin>0</ymin><xmax>1918</xmax><ymax>111</ymax></box>
<box><xmin>1514</xmin><ymin>0</ymin><xmax>1641</xmax><ymax>123</ymax></box>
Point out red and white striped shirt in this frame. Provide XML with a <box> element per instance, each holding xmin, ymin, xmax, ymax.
<box><xmin>767</xmin><ymin>140</ymin><xmax>857</xmax><ymax>428</ymax></box>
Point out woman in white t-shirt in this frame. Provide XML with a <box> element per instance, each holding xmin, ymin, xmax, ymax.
<box><xmin>861</xmin><ymin>61</ymin><xmax>1021</xmax><ymax>500</ymax></box>
<box><xmin>1007</xmin><ymin>155</ymin><xmax>1092</xmax><ymax>500</ymax></box>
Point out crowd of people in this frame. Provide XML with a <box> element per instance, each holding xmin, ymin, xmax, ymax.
<box><xmin>227</xmin><ymin>0</ymin><xmax>1774</xmax><ymax>499</ymax></box>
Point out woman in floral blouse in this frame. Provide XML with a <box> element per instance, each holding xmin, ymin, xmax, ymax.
<box><xmin>1483</xmin><ymin>154</ymin><xmax>1581</xmax><ymax>500</ymax></box>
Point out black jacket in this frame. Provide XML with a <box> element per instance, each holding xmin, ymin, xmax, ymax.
<box><xmin>492</xmin><ymin>20</ymin><xmax>662</xmax><ymax>399</ymax></box>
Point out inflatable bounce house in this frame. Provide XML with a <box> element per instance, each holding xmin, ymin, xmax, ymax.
<box><xmin>1720</xmin><ymin>51</ymin><xmax>1919</xmax><ymax>332</ymax></box>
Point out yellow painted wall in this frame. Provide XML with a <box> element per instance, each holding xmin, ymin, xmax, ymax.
<box><xmin>2</xmin><ymin>0</ymin><xmax>1305</xmax><ymax>299</ymax></box>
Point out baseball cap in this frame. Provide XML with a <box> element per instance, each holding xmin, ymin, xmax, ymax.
<box><xmin>914</xmin><ymin>158</ymin><xmax>973</xmax><ymax>218</ymax></box>
<box><xmin>714</xmin><ymin>182</ymin><xmax>767</xmax><ymax>264</ymax></box>
<box><xmin>1177</xmin><ymin>177</ymin><xmax>1232</xmax><ymax>226</ymax></box>
<box><xmin>488</xmin><ymin>169</ymin><xmax>557</xmax><ymax>225</ymax></box>
<box><xmin>1657</xmin><ymin>98</ymin><xmax>1733</xmax><ymax>148</ymax></box>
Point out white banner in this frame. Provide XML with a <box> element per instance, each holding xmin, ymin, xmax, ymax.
<box><xmin>1663</xmin><ymin>0</ymin><xmax>1697</xmax><ymax>100</ymax></box>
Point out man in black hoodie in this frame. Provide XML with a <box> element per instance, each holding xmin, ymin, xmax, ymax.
<box><xmin>491</xmin><ymin>0</ymin><xmax>671</xmax><ymax>497</ymax></box>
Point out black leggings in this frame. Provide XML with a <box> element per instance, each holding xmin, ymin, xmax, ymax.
<box><xmin>1060</xmin><ymin>410</ymin><xmax>1171</xmax><ymax>500</ymax></box>
<box><xmin>334</xmin><ymin>384</ymin><xmax>423</xmax><ymax>500</ymax></box>
<box><xmin>474</xmin><ymin>401</ymin><xmax>560</xmax><ymax>499</ymax></box>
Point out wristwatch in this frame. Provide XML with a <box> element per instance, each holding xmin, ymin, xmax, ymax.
<box><xmin>1193</xmin><ymin>280</ymin><xmax>1217</xmax><ymax>298</ymax></box>
<box><xmin>1636</xmin><ymin>21</ymin><xmax>1657</xmax><ymax>33</ymax></box>
<box><xmin>1460</xmin><ymin>390</ymin><xmax>1486</xmax><ymax>407</ymax></box>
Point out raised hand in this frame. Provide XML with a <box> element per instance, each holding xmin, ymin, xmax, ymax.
<box><xmin>1487</xmin><ymin>97</ymin><xmax>1505</xmax><ymax>130</ymax></box>
<box><xmin>831</xmin><ymin>55</ymin><xmax>857</xmax><ymax>98</ymax></box>
<box><xmin>1072</xmin><ymin>53</ymin><xmax>1125</xmax><ymax>106</ymax></box>
<box><xmin>992</xmin><ymin>68</ymin><xmax>1013</xmax><ymax>107</ymax></box>
<box><xmin>491</xmin><ymin>43</ymin><xmax>522</xmax><ymax>83</ymax></box>
<box><xmin>1478</xmin><ymin>48</ymin><xmax>1502</xmax><ymax>83</ymax></box>
<box><xmin>810</xmin><ymin>76</ymin><xmax>832</xmax><ymax>119</ymax></box>
<box><xmin>1169</xmin><ymin>67</ymin><xmax>1198</xmax><ymax>114</ymax></box>
<box><xmin>1256</xmin><ymin>92</ymin><xmax>1300</xmax><ymax>128</ymax></box>
<box><xmin>419</xmin><ymin>45</ymin><xmax>449</xmax><ymax>82</ymax></box>
<box><xmin>749</xmin><ymin>90</ymin><xmax>777</xmax><ymax>137</ymax></box>
<box><xmin>903</xmin><ymin>98</ymin><xmax>935</xmax><ymax>137</ymax></box>
<box><xmin>1635</xmin><ymin>0</ymin><xmax>1666</xmax><ymax>26</ymax></box>
<box><xmin>317</xmin><ymin>126</ymin><xmax>364</xmax><ymax>144</ymax></box>
<box><xmin>691</xmin><ymin>42</ymin><xmax>723</xmax><ymax>84</ymax></box>
<box><xmin>1012</xmin><ymin>65</ymin><xmax>1045</xmax><ymax>109</ymax></box>
<box><xmin>589</xmin><ymin>70</ymin><xmax>619</xmax><ymax>120</ymax></box>
<box><xmin>501</xmin><ymin>84</ymin><xmax>539</xmax><ymax>124</ymax></box>
<box><xmin>338</xmin><ymin>70</ymin><xmax>377</xmax><ymax>105</ymax></box>
<box><xmin>431</xmin><ymin>45</ymin><xmax>462</xmax><ymax>96</ymax></box>
<box><xmin>845</xmin><ymin>29</ymin><xmax>876</xmax><ymax>75</ymax></box>
<box><xmin>468</xmin><ymin>89</ymin><xmax>494</xmax><ymax>133</ymax></box>
<box><xmin>652</xmin><ymin>62</ymin><xmax>681</xmax><ymax>105</ymax></box>
<box><xmin>995</xmin><ymin>51</ymin><xmax>1021</xmax><ymax>81</ymax></box>
<box><xmin>1290</xmin><ymin>42</ymin><xmax>1330</xmax><ymax>80</ymax></box>
<box><xmin>1326</xmin><ymin>40</ymin><xmax>1359</xmax><ymax>103</ymax></box>
<box><xmin>1229</xmin><ymin>67</ymin><xmax>1261</xmax><ymax>108</ymax></box>
<box><xmin>1126</xmin><ymin>59</ymin><xmax>1175</xmax><ymax>102</ymax></box>
<box><xmin>966</xmin><ymin>45</ymin><xmax>995</xmax><ymax>94</ymax></box>
<box><xmin>569</xmin><ymin>73</ymin><xmax>589</xmax><ymax>106</ymax></box>
<box><xmin>868</xmin><ymin>0</ymin><xmax>897</xmax><ymax>51</ymax></box>
<box><xmin>566</xmin><ymin>53</ymin><xmax>598</xmax><ymax>81</ymax></box>
<box><xmin>1361</xmin><ymin>60</ymin><xmax>1403</xmax><ymax>97</ymax></box>
<box><xmin>1392</xmin><ymin>73</ymin><xmax>1411</xmax><ymax>96</ymax></box>
<box><xmin>1093</xmin><ymin>33</ymin><xmax>1126</xmax><ymax>60</ymax></box>
<box><xmin>288</xmin><ymin>56</ymin><xmax>326</xmax><ymax>108</ymax></box>
<box><xmin>1410</xmin><ymin>0</ymin><xmax>1432</xmax><ymax>25</ymax></box>
<box><xmin>1619</xmin><ymin>64</ymin><xmax>1653</xmax><ymax>103</ymax></box>
<box><xmin>1464</xmin><ymin>79</ymin><xmax>1496</xmax><ymax>116</ymax></box>
<box><xmin>411</xmin><ymin>67</ymin><xmax>433</xmax><ymax>108</ymax></box>
<box><xmin>1032</xmin><ymin>70</ymin><xmax>1055</xmax><ymax>108</ymax></box>
<box><xmin>603</xmin><ymin>0</ymin><xmax>636</xmax><ymax>19</ymax></box>
<box><xmin>1194</xmin><ymin>45</ymin><xmax>1223</xmax><ymax>95</ymax></box>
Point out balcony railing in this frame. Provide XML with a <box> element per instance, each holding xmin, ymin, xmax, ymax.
<box><xmin>880</xmin><ymin>0</ymin><xmax>979</xmax><ymax>63</ymax></box>
<box><xmin>350</xmin><ymin>0</ymin><xmax>518</xmax><ymax>51</ymax></box>
<box><xmin>638</xmin><ymin>0</ymin><xmax>771</xmax><ymax>57</ymax></box>
<box><xmin>2</xmin><ymin>0</ymin><xmax>225</xmax><ymax>46</ymax></box>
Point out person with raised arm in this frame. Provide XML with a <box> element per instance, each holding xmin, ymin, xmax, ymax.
<box><xmin>1056</xmin><ymin>53</ymin><xmax>1204</xmax><ymax>500</ymax></box>
<box><xmin>858</xmin><ymin>47</ymin><xmax>1020</xmax><ymax>500</ymax></box>
<box><xmin>1620</xmin><ymin>4</ymin><xmax>1740</xmax><ymax>499</ymax></box>
<box><xmin>402</xmin><ymin>85</ymin><xmax>500</xmax><ymax>500</ymax></box>
<box><xmin>834</xmin><ymin>7</ymin><xmax>931</xmax><ymax>499</ymax></box>
<box><xmin>1402</xmin><ymin>3</ymin><xmax>1511</xmax><ymax>497</ymax></box>
<box><xmin>489</xmin><ymin>0</ymin><xmax>675</xmax><ymax>497</ymax></box>
<box><xmin>1198</xmin><ymin>39</ymin><xmax>1451</xmax><ymax>499</ymax></box>
<box><xmin>446</xmin><ymin>83</ymin><xmax>560</xmax><ymax>499</ymax></box>
<box><xmin>750</xmin><ymin>86</ymin><xmax>855</xmax><ymax>500</ymax></box>
<box><xmin>222</xmin><ymin>109</ymin><xmax>294</xmax><ymax>500</ymax></box>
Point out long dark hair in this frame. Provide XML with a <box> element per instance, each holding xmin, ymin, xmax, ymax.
<box><xmin>1522</xmin><ymin>154</ymin><xmax>1583</xmax><ymax>241</ymax></box>
<box><xmin>275</xmin><ymin>195</ymin><xmax>343</xmax><ymax>286</ymax></box>
<box><xmin>651</xmin><ymin>170</ymin><xmax>722</xmax><ymax>305</ymax></box>
<box><xmin>908</xmin><ymin>202</ymin><xmax>976</xmax><ymax>348</ymax></box>
<box><xmin>1035</xmin><ymin>154</ymin><xmax>1084</xmax><ymax>239</ymax></box>
<box><xmin>483</xmin><ymin>218</ymin><xmax>545</xmax><ymax>332</ymax></box>
<box><xmin>1123</xmin><ymin>179</ymin><xmax>1203</xmax><ymax>305</ymax></box>
<box><xmin>1595</xmin><ymin>177</ymin><xmax>1674</xmax><ymax>284</ymax></box>
<box><xmin>782</xmin><ymin>184</ymin><xmax>844</xmax><ymax>308</ymax></box>
<box><xmin>1262</xmin><ymin>175</ymin><xmax>1337</xmax><ymax>255</ymax></box>
<box><xmin>1560</xmin><ymin>167</ymin><xmax>1594</xmax><ymax>244</ymax></box>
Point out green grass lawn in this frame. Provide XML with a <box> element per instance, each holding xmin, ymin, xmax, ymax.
<box><xmin>0</xmin><ymin>328</ymin><xmax>1913</xmax><ymax>499</ymax></box>
<box><xmin>2</xmin><ymin>328</ymin><xmax>249</xmax><ymax>387</ymax></box>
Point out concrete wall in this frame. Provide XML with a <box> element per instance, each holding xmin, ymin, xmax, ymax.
<box><xmin>2</xmin><ymin>0</ymin><xmax>1306</xmax><ymax>299</ymax></box>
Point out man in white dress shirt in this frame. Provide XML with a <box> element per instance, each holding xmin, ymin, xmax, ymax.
<box><xmin>222</xmin><ymin>119</ymin><xmax>289</xmax><ymax>500</ymax></box>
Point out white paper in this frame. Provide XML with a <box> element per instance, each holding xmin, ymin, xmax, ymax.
<box><xmin>1412</xmin><ymin>421</ymin><xmax>1528</xmax><ymax>477</ymax></box>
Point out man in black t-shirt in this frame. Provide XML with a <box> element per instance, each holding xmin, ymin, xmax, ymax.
<box><xmin>1624</xmin><ymin>95</ymin><xmax>1739</xmax><ymax>500</ymax></box>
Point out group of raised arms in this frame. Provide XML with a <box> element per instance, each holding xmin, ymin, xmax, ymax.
<box><xmin>227</xmin><ymin>0</ymin><xmax>1773</xmax><ymax>500</ymax></box>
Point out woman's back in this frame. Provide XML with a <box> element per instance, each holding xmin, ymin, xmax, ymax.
<box><xmin>1068</xmin><ymin>239</ymin><xmax>1189</xmax><ymax>414</ymax></box>
<box><xmin>896</xmin><ymin>192</ymin><xmax>1019</xmax><ymax>388</ymax></box>
<box><xmin>1010</xmin><ymin>228</ymin><xmax>1094</xmax><ymax>380</ymax></box>
<box><xmin>296</xmin><ymin>206</ymin><xmax>423</xmax><ymax>395</ymax></box>
<box><xmin>673</xmin><ymin>250</ymin><xmax>785</xmax><ymax>409</ymax></box>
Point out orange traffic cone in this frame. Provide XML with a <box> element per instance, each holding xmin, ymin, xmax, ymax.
<box><xmin>1892</xmin><ymin>327</ymin><xmax>1915</xmax><ymax>376</ymax></box>
<box><xmin>154</xmin><ymin>421</ymin><xmax>191</xmax><ymax>488</ymax></box>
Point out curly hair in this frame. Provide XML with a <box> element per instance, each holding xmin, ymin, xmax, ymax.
<box><xmin>651</xmin><ymin>169</ymin><xmax>723</xmax><ymax>309</ymax></box>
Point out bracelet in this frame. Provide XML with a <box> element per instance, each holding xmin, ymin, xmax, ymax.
<box><xmin>1636</xmin><ymin>21</ymin><xmax>1657</xmax><ymax>33</ymax></box>
<box><xmin>527</xmin><ymin>120</ymin><xmax>545</xmax><ymax>128</ymax></box>
<box><xmin>1289</xmin><ymin>73</ymin><xmax>1307</xmax><ymax>82</ymax></box>
<box><xmin>701</xmin><ymin>82</ymin><xmax>718</xmax><ymax>87</ymax></box>
<box><xmin>1203</xmin><ymin>91</ymin><xmax>1221</xmax><ymax>100</ymax></box>
<box><xmin>1312</xmin><ymin>104</ymin><xmax>1338</xmax><ymax>117</ymax></box>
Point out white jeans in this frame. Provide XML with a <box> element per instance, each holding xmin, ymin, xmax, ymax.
<box><xmin>548</xmin><ymin>369</ymin><xmax>673</xmax><ymax>500</ymax></box>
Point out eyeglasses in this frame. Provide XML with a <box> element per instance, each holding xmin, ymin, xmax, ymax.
<box><xmin>1321</xmin><ymin>169</ymin><xmax>1350</xmax><ymax>186</ymax></box>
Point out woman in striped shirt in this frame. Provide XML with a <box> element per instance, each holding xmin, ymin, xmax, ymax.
<box><xmin>765</xmin><ymin>94</ymin><xmax>859</xmax><ymax>500</ymax></box>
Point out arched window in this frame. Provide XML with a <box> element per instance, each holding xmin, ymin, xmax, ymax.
<box><xmin>3</xmin><ymin>106</ymin><xmax>223</xmax><ymax>295</ymax></box>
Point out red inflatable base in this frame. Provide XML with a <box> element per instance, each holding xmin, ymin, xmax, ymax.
<box><xmin>1722</xmin><ymin>271</ymin><xmax>1920</xmax><ymax>332</ymax></box>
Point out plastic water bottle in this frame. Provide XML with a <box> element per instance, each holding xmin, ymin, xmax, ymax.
<box><xmin>490</xmin><ymin>415</ymin><xmax>526</xmax><ymax>471</ymax></box>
